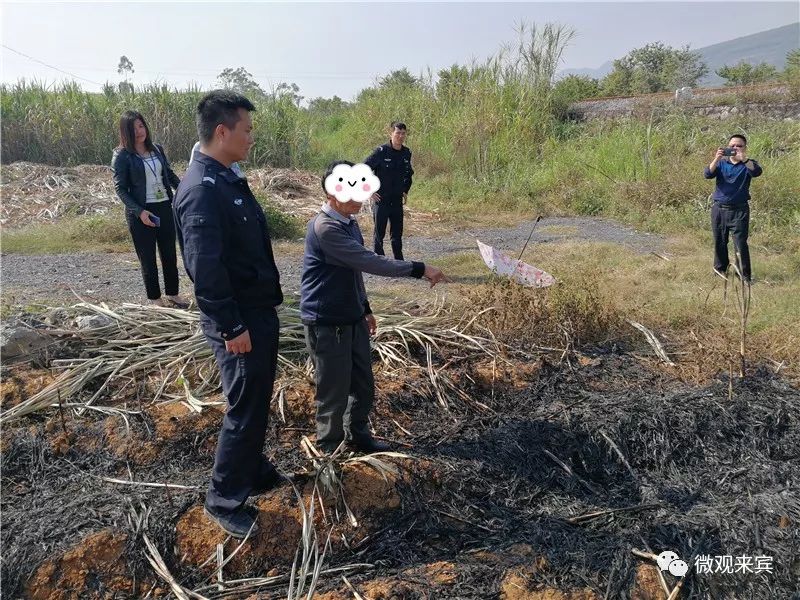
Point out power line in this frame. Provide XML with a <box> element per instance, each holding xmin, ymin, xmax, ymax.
<box><xmin>2</xmin><ymin>44</ymin><xmax>381</xmax><ymax>87</ymax></box>
<box><xmin>4</xmin><ymin>57</ymin><xmax>378</xmax><ymax>81</ymax></box>
<box><xmin>2</xmin><ymin>44</ymin><xmax>104</xmax><ymax>86</ymax></box>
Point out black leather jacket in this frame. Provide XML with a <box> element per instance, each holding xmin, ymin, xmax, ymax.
<box><xmin>111</xmin><ymin>144</ymin><xmax>181</xmax><ymax>214</ymax></box>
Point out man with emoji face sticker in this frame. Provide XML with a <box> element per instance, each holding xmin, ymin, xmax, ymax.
<box><xmin>300</xmin><ymin>160</ymin><xmax>447</xmax><ymax>454</ymax></box>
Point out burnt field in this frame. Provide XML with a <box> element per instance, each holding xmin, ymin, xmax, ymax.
<box><xmin>1</xmin><ymin>293</ymin><xmax>798</xmax><ymax>600</ymax></box>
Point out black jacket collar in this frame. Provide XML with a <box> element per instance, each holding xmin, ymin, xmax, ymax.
<box><xmin>193</xmin><ymin>151</ymin><xmax>242</xmax><ymax>182</ymax></box>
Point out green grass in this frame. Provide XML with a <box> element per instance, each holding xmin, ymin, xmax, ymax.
<box><xmin>2</xmin><ymin>201</ymin><xmax>304</xmax><ymax>254</ymax></box>
<box><xmin>4</xmin><ymin>65</ymin><xmax>797</xmax><ymax>242</ymax></box>
<box><xmin>402</xmin><ymin>112</ymin><xmax>800</xmax><ymax>238</ymax></box>
<box><xmin>254</xmin><ymin>195</ymin><xmax>305</xmax><ymax>240</ymax></box>
<box><xmin>2</xmin><ymin>215</ymin><xmax>131</xmax><ymax>254</ymax></box>
<box><xmin>0</xmin><ymin>81</ymin><xmax>309</xmax><ymax>167</ymax></box>
<box><xmin>432</xmin><ymin>231</ymin><xmax>800</xmax><ymax>372</ymax></box>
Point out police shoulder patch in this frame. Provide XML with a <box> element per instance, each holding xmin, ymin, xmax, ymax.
<box><xmin>202</xmin><ymin>176</ymin><xmax>216</xmax><ymax>186</ymax></box>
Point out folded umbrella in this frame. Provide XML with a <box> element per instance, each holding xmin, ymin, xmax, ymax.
<box><xmin>477</xmin><ymin>239</ymin><xmax>556</xmax><ymax>288</ymax></box>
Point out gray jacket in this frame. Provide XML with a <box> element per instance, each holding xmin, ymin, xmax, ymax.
<box><xmin>299</xmin><ymin>205</ymin><xmax>425</xmax><ymax>324</ymax></box>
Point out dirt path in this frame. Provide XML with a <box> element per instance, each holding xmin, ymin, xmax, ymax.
<box><xmin>1</xmin><ymin>216</ymin><xmax>661</xmax><ymax>307</ymax></box>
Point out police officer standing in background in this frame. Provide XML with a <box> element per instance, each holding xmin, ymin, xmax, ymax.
<box><xmin>364</xmin><ymin>121</ymin><xmax>414</xmax><ymax>260</ymax></box>
<box><xmin>174</xmin><ymin>90</ymin><xmax>284</xmax><ymax>538</ymax></box>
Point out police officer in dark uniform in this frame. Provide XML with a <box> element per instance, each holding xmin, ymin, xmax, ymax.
<box><xmin>364</xmin><ymin>121</ymin><xmax>414</xmax><ymax>260</ymax></box>
<box><xmin>174</xmin><ymin>90</ymin><xmax>284</xmax><ymax>538</ymax></box>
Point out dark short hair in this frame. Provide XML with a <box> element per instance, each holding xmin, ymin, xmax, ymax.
<box><xmin>729</xmin><ymin>134</ymin><xmax>747</xmax><ymax>146</ymax></box>
<box><xmin>118</xmin><ymin>110</ymin><xmax>155</xmax><ymax>154</ymax></box>
<box><xmin>390</xmin><ymin>121</ymin><xmax>407</xmax><ymax>131</ymax></box>
<box><xmin>321</xmin><ymin>160</ymin><xmax>354</xmax><ymax>192</ymax></box>
<box><xmin>197</xmin><ymin>90</ymin><xmax>256</xmax><ymax>144</ymax></box>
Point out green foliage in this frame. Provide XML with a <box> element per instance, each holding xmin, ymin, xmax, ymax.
<box><xmin>601</xmin><ymin>42</ymin><xmax>708</xmax><ymax>95</ymax></box>
<box><xmin>254</xmin><ymin>194</ymin><xmax>304</xmax><ymax>239</ymax></box>
<box><xmin>717</xmin><ymin>61</ymin><xmax>779</xmax><ymax>86</ymax></box>
<box><xmin>378</xmin><ymin>68</ymin><xmax>420</xmax><ymax>89</ymax></box>
<box><xmin>0</xmin><ymin>80</ymin><xmax>309</xmax><ymax>167</ymax></box>
<box><xmin>117</xmin><ymin>56</ymin><xmax>134</xmax><ymax>77</ymax></box>
<box><xmin>784</xmin><ymin>49</ymin><xmax>800</xmax><ymax>99</ymax></box>
<box><xmin>785</xmin><ymin>49</ymin><xmax>800</xmax><ymax>76</ymax></box>
<box><xmin>551</xmin><ymin>74</ymin><xmax>601</xmax><ymax>118</ymax></box>
<box><xmin>307</xmin><ymin>95</ymin><xmax>350</xmax><ymax>116</ymax></box>
<box><xmin>1</xmin><ymin>25</ymin><xmax>797</xmax><ymax>244</ymax></box>
<box><xmin>2</xmin><ymin>214</ymin><xmax>130</xmax><ymax>254</ymax></box>
<box><xmin>216</xmin><ymin>67</ymin><xmax>265</xmax><ymax>97</ymax></box>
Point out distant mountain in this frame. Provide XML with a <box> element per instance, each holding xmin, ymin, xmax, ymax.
<box><xmin>698</xmin><ymin>23</ymin><xmax>799</xmax><ymax>86</ymax></box>
<box><xmin>559</xmin><ymin>62</ymin><xmax>614</xmax><ymax>81</ymax></box>
<box><xmin>559</xmin><ymin>22</ymin><xmax>800</xmax><ymax>87</ymax></box>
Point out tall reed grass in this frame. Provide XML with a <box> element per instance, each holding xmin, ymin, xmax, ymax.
<box><xmin>2</xmin><ymin>23</ymin><xmax>798</xmax><ymax>236</ymax></box>
<box><xmin>0</xmin><ymin>80</ymin><xmax>310</xmax><ymax>167</ymax></box>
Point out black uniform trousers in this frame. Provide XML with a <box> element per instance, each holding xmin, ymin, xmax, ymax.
<box><xmin>372</xmin><ymin>196</ymin><xmax>404</xmax><ymax>260</ymax></box>
<box><xmin>202</xmin><ymin>307</ymin><xmax>280</xmax><ymax>515</ymax></box>
<box><xmin>304</xmin><ymin>320</ymin><xmax>375</xmax><ymax>449</ymax></box>
<box><xmin>712</xmin><ymin>202</ymin><xmax>751</xmax><ymax>281</ymax></box>
<box><xmin>125</xmin><ymin>200</ymin><xmax>179</xmax><ymax>300</ymax></box>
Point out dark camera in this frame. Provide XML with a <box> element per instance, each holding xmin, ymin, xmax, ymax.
<box><xmin>721</xmin><ymin>148</ymin><xmax>737</xmax><ymax>157</ymax></box>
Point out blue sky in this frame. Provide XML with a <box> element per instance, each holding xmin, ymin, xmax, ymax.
<box><xmin>2</xmin><ymin>2</ymin><xmax>798</xmax><ymax>100</ymax></box>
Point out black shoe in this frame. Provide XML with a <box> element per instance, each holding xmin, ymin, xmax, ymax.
<box><xmin>350</xmin><ymin>436</ymin><xmax>391</xmax><ymax>453</ymax></box>
<box><xmin>203</xmin><ymin>505</ymin><xmax>258</xmax><ymax>539</ymax></box>
<box><xmin>251</xmin><ymin>468</ymin><xmax>289</xmax><ymax>496</ymax></box>
<box><xmin>317</xmin><ymin>440</ymin><xmax>346</xmax><ymax>455</ymax></box>
<box><xmin>252</xmin><ymin>469</ymin><xmax>307</xmax><ymax>495</ymax></box>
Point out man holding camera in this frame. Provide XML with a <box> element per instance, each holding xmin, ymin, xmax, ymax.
<box><xmin>704</xmin><ymin>134</ymin><xmax>762</xmax><ymax>283</ymax></box>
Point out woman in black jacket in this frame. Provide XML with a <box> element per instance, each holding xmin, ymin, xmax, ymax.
<box><xmin>111</xmin><ymin>110</ymin><xmax>188</xmax><ymax>307</ymax></box>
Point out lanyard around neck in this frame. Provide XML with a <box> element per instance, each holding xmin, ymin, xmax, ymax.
<box><xmin>140</xmin><ymin>152</ymin><xmax>160</xmax><ymax>180</ymax></box>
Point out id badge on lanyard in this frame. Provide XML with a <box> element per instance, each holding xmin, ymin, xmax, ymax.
<box><xmin>143</xmin><ymin>154</ymin><xmax>166</xmax><ymax>200</ymax></box>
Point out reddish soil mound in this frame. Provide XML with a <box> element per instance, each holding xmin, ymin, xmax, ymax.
<box><xmin>26</xmin><ymin>529</ymin><xmax>148</xmax><ymax>600</ymax></box>
<box><xmin>176</xmin><ymin>487</ymin><xmax>303</xmax><ymax>577</ymax></box>
<box><xmin>175</xmin><ymin>458</ymin><xmax>434</xmax><ymax>578</ymax></box>
<box><xmin>496</xmin><ymin>547</ymin><xmax>599</xmax><ymax>600</ymax></box>
<box><xmin>407</xmin><ymin>560</ymin><xmax>458</xmax><ymax>585</ymax></box>
<box><xmin>337</xmin><ymin>461</ymin><xmax>402</xmax><ymax>513</ymax></box>
<box><xmin>0</xmin><ymin>367</ymin><xmax>55</xmax><ymax>410</ymax></box>
<box><xmin>314</xmin><ymin>577</ymin><xmax>425</xmax><ymax>600</ymax></box>
<box><xmin>276</xmin><ymin>380</ymin><xmax>316</xmax><ymax>426</ymax></box>
<box><xmin>47</xmin><ymin>401</ymin><xmax>221</xmax><ymax>464</ymax></box>
<box><xmin>630</xmin><ymin>564</ymin><xmax>668</xmax><ymax>600</ymax></box>
<box><xmin>150</xmin><ymin>400</ymin><xmax>222</xmax><ymax>444</ymax></box>
<box><xmin>471</xmin><ymin>357</ymin><xmax>546</xmax><ymax>390</ymax></box>
<box><xmin>499</xmin><ymin>570</ymin><xmax>600</xmax><ymax>600</ymax></box>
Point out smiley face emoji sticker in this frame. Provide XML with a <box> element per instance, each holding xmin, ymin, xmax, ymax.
<box><xmin>324</xmin><ymin>163</ymin><xmax>380</xmax><ymax>204</ymax></box>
